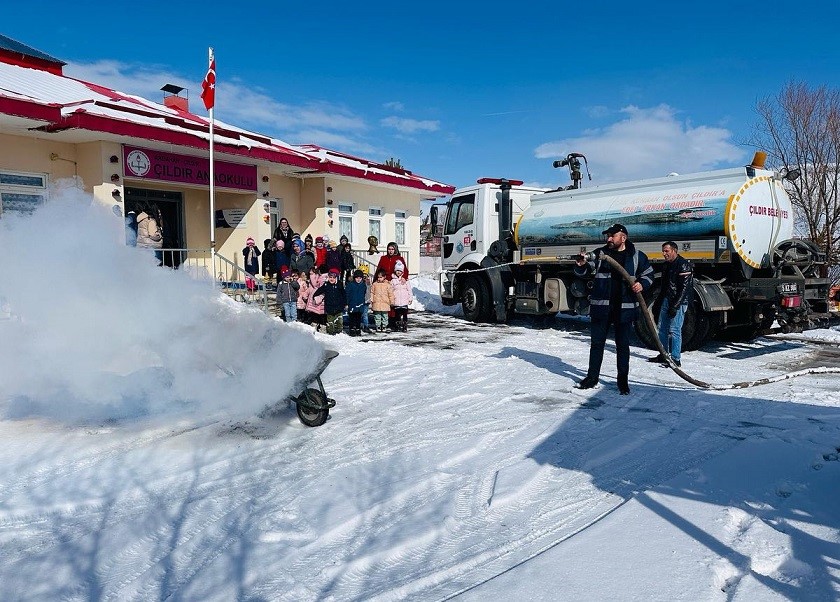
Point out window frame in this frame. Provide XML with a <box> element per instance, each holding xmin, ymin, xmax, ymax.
<box><xmin>0</xmin><ymin>169</ymin><xmax>49</xmax><ymax>217</ymax></box>
<box><xmin>394</xmin><ymin>209</ymin><xmax>407</xmax><ymax>245</ymax></box>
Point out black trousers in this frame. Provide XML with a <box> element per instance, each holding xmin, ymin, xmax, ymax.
<box><xmin>348</xmin><ymin>311</ymin><xmax>362</xmax><ymax>331</ymax></box>
<box><xmin>586</xmin><ymin>317</ymin><xmax>631</xmax><ymax>387</ymax></box>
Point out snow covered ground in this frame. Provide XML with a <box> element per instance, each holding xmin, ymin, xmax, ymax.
<box><xmin>1</xmin><ymin>191</ymin><xmax>839</xmax><ymax>601</ymax></box>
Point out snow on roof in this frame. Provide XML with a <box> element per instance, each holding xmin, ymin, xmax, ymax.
<box><xmin>0</xmin><ymin>59</ymin><xmax>454</xmax><ymax>195</ymax></box>
<box><xmin>295</xmin><ymin>144</ymin><xmax>453</xmax><ymax>192</ymax></box>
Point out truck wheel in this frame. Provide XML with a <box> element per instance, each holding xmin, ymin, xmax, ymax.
<box><xmin>461</xmin><ymin>275</ymin><xmax>491</xmax><ymax>322</ymax></box>
<box><xmin>682</xmin><ymin>302</ymin><xmax>711</xmax><ymax>351</ymax></box>
<box><xmin>633</xmin><ymin>285</ymin><xmax>661</xmax><ymax>349</ymax></box>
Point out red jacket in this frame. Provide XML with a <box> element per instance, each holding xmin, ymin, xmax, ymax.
<box><xmin>377</xmin><ymin>253</ymin><xmax>408</xmax><ymax>279</ymax></box>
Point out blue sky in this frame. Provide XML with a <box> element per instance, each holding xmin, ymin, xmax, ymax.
<box><xmin>5</xmin><ymin>2</ymin><xmax>840</xmax><ymax>190</ymax></box>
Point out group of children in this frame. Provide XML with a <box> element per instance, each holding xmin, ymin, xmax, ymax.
<box><xmin>241</xmin><ymin>222</ymin><xmax>413</xmax><ymax>336</ymax></box>
<box><xmin>275</xmin><ymin>259</ymin><xmax>413</xmax><ymax>335</ymax></box>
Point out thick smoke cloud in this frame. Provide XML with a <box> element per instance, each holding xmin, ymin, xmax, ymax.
<box><xmin>0</xmin><ymin>181</ymin><xmax>324</xmax><ymax>423</ymax></box>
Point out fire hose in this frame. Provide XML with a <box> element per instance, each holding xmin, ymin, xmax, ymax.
<box><xmin>597</xmin><ymin>253</ymin><xmax>840</xmax><ymax>390</ymax></box>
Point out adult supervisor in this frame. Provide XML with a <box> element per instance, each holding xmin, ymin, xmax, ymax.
<box><xmin>575</xmin><ymin>223</ymin><xmax>654</xmax><ymax>394</ymax></box>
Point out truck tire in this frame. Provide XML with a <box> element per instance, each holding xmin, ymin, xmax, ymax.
<box><xmin>634</xmin><ymin>294</ymin><xmax>711</xmax><ymax>352</ymax></box>
<box><xmin>682</xmin><ymin>302</ymin><xmax>711</xmax><ymax>351</ymax></box>
<box><xmin>462</xmin><ymin>275</ymin><xmax>491</xmax><ymax>323</ymax></box>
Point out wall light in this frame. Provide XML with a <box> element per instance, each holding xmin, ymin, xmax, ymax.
<box><xmin>262</xmin><ymin>191</ymin><xmax>270</xmax><ymax>198</ymax></box>
<box><xmin>109</xmin><ymin>155</ymin><xmax>119</xmax><ymax>163</ymax></box>
<box><xmin>262</xmin><ymin>175</ymin><xmax>270</xmax><ymax>182</ymax></box>
<box><xmin>110</xmin><ymin>173</ymin><xmax>120</xmax><ymax>183</ymax></box>
<box><xmin>111</xmin><ymin>189</ymin><xmax>122</xmax><ymax>200</ymax></box>
<box><xmin>327</xmin><ymin>199</ymin><xmax>333</xmax><ymax>205</ymax></box>
<box><xmin>326</xmin><ymin>186</ymin><xmax>333</xmax><ymax>192</ymax></box>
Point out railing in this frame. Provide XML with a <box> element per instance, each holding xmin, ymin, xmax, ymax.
<box><xmin>349</xmin><ymin>249</ymin><xmax>411</xmax><ymax>274</ymax></box>
<box><xmin>213</xmin><ymin>253</ymin><xmax>270</xmax><ymax>313</ymax></box>
<box><xmin>154</xmin><ymin>248</ymin><xmax>269</xmax><ymax>314</ymax></box>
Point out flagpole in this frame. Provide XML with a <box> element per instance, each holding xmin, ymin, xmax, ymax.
<box><xmin>206</xmin><ymin>47</ymin><xmax>216</xmax><ymax>271</ymax></box>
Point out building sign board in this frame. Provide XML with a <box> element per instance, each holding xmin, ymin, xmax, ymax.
<box><xmin>123</xmin><ymin>146</ymin><xmax>257</xmax><ymax>192</ymax></box>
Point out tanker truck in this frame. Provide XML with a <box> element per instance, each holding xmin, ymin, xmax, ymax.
<box><xmin>436</xmin><ymin>152</ymin><xmax>831</xmax><ymax>349</ymax></box>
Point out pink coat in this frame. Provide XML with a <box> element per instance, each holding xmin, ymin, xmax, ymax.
<box><xmin>306</xmin><ymin>272</ymin><xmax>325</xmax><ymax>315</ymax></box>
<box><xmin>391</xmin><ymin>276</ymin><xmax>413</xmax><ymax>307</ymax></box>
<box><xmin>296</xmin><ymin>279</ymin><xmax>309</xmax><ymax>309</ymax></box>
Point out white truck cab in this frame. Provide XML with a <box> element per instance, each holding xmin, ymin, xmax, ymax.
<box><xmin>439</xmin><ymin>181</ymin><xmax>547</xmax><ymax>305</ymax></box>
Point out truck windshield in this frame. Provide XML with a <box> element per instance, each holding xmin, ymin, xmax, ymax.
<box><xmin>444</xmin><ymin>194</ymin><xmax>475</xmax><ymax>235</ymax></box>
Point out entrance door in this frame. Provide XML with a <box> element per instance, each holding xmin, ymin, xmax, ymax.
<box><xmin>125</xmin><ymin>187</ymin><xmax>185</xmax><ymax>267</ymax></box>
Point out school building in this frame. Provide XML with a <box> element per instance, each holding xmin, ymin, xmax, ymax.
<box><xmin>0</xmin><ymin>34</ymin><xmax>454</xmax><ymax>270</ymax></box>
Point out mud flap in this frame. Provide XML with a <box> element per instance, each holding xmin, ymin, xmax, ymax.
<box><xmin>481</xmin><ymin>257</ymin><xmax>507</xmax><ymax>322</ymax></box>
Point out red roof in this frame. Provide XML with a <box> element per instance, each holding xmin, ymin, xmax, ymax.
<box><xmin>0</xmin><ymin>54</ymin><xmax>454</xmax><ymax>195</ymax></box>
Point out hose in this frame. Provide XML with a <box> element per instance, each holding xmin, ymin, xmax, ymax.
<box><xmin>597</xmin><ymin>253</ymin><xmax>840</xmax><ymax>390</ymax></box>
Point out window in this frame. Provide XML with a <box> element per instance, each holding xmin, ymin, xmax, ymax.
<box><xmin>368</xmin><ymin>218</ymin><xmax>381</xmax><ymax>242</ymax></box>
<box><xmin>444</xmin><ymin>193</ymin><xmax>475</xmax><ymax>235</ymax></box>
<box><xmin>369</xmin><ymin>206</ymin><xmax>383</xmax><ymax>242</ymax></box>
<box><xmin>0</xmin><ymin>170</ymin><xmax>48</xmax><ymax>217</ymax></box>
<box><xmin>395</xmin><ymin>209</ymin><xmax>407</xmax><ymax>245</ymax></box>
<box><xmin>338</xmin><ymin>203</ymin><xmax>354</xmax><ymax>242</ymax></box>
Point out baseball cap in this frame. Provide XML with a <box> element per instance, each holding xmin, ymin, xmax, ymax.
<box><xmin>602</xmin><ymin>223</ymin><xmax>628</xmax><ymax>236</ymax></box>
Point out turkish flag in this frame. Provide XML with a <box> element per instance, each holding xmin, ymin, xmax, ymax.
<box><xmin>200</xmin><ymin>54</ymin><xmax>215</xmax><ymax>110</ymax></box>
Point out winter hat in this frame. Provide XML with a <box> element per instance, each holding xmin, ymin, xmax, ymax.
<box><xmin>340</xmin><ymin>235</ymin><xmax>349</xmax><ymax>244</ymax></box>
<box><xmin>246</xmin><ymin>237</ymin><xmax>255</xmax><ymax>246</ymax></box>
<box><xmin>394</xmin><ymin>260</ymin><xmax>405</xmax><ymax>273</ymax></box>
<box><xmin>304</xmin><ymin>233</ymin><xmax>313</xmax><ymax>243</ymax></box>
<box><xmin>275</xmin><ymin>239</ymin><xmax>285</xmax><ymax>250</ymax></box>
<box><xmin>315</xmin><ymin>236</ymin><xmax>324</xmax><ymax>244</ymax></box>
<box><xmin>353</xmin><ymin>269</ymin><xmax>364</xmax><ymax>279</ymax></box>
<box><xmin>328</xmin><ymin>240</ymin><xmax>338</xmax><ymax>249</ymax></box>
<box><xmin>358</xmin><ymin>264</ymin><xmax>370</xmax><ymax>275</ymax></box>
<box><xmin>328</xmin><ymin>267</ymin><xmax>340</xmax><ymax>276</ymax></box>
<box><xmin>280</xmin><ymin>266</ymin><xmax>291</xmax><ymax>278</ymax></box>
<box><xmin>322</xmin><ymin>235</ymin><xmax>330</xmax><ymax>243</ymax></box>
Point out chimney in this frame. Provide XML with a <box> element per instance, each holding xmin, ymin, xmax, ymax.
<box><xmin>161</xmin><ymin>83</ymin><xmax>188</xmax><ymax>112</ymax></box>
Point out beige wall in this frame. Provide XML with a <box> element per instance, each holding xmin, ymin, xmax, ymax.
<box><xmin>0</xmin><ymin>132</ymin><xmax>437</xmax><ymax>271</ymax></box>
<box><xmin>0</xmin><ymin>133</ymin><xmax>78</xmax><ymax>182</ymax></box>
<box><xmin>323</xmin><ymin>177</ymin><xmax>425</xmax><ymax>260</ymax></box>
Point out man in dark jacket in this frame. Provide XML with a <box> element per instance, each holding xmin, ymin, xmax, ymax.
<box><xmin>648</xmin><ymin>241</ymin><xmax>693</xmax><ymax>367</ymax></box>
<box><xmin>575</xmin><ymin>223</ymin><xmax>654</xmax><ymax>394</ymax></box>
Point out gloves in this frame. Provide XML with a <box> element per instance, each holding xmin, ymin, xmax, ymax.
<box><xmin>668</xmin><ymin>306</ymin><xmax>678</xmax><ymax>319</ymax></box>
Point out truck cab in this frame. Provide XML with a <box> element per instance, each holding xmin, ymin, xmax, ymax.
<box><xmin>439</xmin><ymin>181</ymin><xmax>546</xmax><ymax>308</ymax></box>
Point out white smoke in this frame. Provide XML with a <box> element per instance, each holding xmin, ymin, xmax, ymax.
<box><xmin>0</xmin><ymin>181</ymin><xmax>325</xmax><ymax>423</ymax></box>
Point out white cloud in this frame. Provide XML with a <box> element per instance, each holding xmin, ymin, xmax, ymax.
<box><xmin>535</xmin><ymin>104</ymin><xmax>746</xmax><ymax>182</ymax></box>
<box><xmin>64</xmin><ymin>60</ymin><xmax>368</xmax><ymax>139</ymax></box>
<box><xmin>380</xmin><ymin>116</ymin><xmax>440</xmax><ymax>134</ymax></box>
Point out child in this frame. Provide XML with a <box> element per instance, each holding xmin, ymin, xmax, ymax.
<box><xmin>243</xmin><ymin>237</ymin><xmax>261</xmax><ymax>291</ymax></box>
<box><xmin>296</xmin><ymin>269</ymin><xmax>309</xmax><ymax>323</ymax></box>
<box><xmin>313</xmin><ymin>236</ymin><xmax>327</xmax><ymax>268</ymax></box>
<box><xmin>262</xmin><ymin>238</ymin><xmax>277</xmax><ymax>290</ymax></box>
<box><xmin>391</xmin><ymin>260</ymin><xmax>413</xmax><ymax>332</ymax></box>
<box><xmin>340</xmin><ymin>242</ymin><xmax>356</xmax><ymax>282</ymax></box>
<box><xmin>305</xmin><ymin>265</ymin><xmax>326</xmax><ymax>331</ymax></box>
<box><xmin>313</xmin><ymin>267</ymin><xmax>346</xmax><ymax>335</ymax></box>
<box><xmin>345</xmin><ymin>269</ymin><xmax>367</xmax><ymax>336</ymax></box>
<box><xmin>274</xmin><ymin>239</ymin><xmax>290</xmax><ymax>285</ymax></box>
<box><xmin>276</xmin><ymin>266</ymin><xmax>299</xmax><ymax>323</ymax></box>
<box><xmin>360</xmin><ymin>266</ymin><xmax>372</xmax><ymax>333</ymax></box>
<box><xmin>370</xmin><ymin>269</ymin><xmax>395</xmax><ymax>333</ymax></box>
